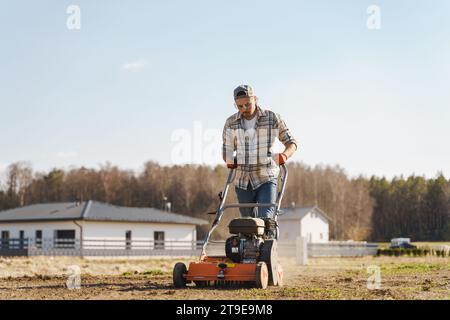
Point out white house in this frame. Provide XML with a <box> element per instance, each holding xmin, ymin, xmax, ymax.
<box><xmin>277</xmin><ymin>206</ymin><xmax>331</xmax><ymax>243</ymax></box>
<box><xmin>0</xmin><ymin>201</ymin><xmax>208</xmax><ymax>251</ymax></box>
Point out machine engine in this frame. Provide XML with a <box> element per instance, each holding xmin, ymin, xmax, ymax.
<box><xmin>225</xmin><ymin>234</ymin><xmax>264</xmax><ymax>264</ymax></box>
<box><xmin>225</xmin><ymin>217</ymin><xmax>268</xmax><ymax>264</ymax></box>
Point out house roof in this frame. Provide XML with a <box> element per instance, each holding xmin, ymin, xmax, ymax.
<box><xmin>0</xmin><ymin>201</ymin><xmax>209</xmax><ymax>225</ymax></box>
<box><xmin>278</xmin><ymin>205</ymin><xmax>332</xmax><ymax>221</ymax></box>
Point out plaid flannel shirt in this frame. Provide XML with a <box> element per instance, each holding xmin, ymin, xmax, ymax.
<box><xmin>222</xmin><ymin>106</ymin><xmax>298</xmax><ymax>190</ymax></box>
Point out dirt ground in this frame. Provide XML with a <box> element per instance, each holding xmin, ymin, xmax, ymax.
<box><xmin>1</xmin><ymin>255</ymin><xmax>450</xmax><ymax>300</ymax></box>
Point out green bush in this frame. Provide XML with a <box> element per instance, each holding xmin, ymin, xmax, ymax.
<box><xmin>375</xmin><ymin>247</ymin><xmax>450</xmax><ymax>257</ymax></box>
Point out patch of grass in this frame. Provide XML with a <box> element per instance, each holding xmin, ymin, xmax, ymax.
<box><xmin>236</xmin><ymin>288</ymin><xmax>273</xmax><ymax>299</ymax></box>
<box><xmin>278</xmin><ymin>286</ymin><xmax>342</xmax><ymax>299</ymax></box>
<box><xmin>122</xmin><ymin>269</ymin><xmax>168</xmax><ymax>276</ymax></box>
<box><xmin>380</xmin><ymin>263</ymin><xmax>446</xmax><ymax>275</ymax></box>
<box><xmin>141</xmin><ymin>269</ymin><xmax>167</xmax><ymax>276</ymax></box>
<box><xmin>397</xmin><ymin>286</ymin><xmax>422</xmax><ymax>292</ymax></box>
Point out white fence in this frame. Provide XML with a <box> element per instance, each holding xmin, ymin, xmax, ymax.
<box><xmin>0</xmin><ymin>238</ymin><xmax>203</xmax><ymax>257</ymax></box>
<box><xmin>0</xmin><ymin>238</ymin><xmax>379</xmax><ymax>260</ymax></box>
<box><xmin>278</xmin><ymin>240</ymin><xmax>379</xmax><ymax>257</ymax></box>
<box><xmin>308</xmin><ymin>241</ymin><xmax>379</xmax><ymax>257</ymax></box>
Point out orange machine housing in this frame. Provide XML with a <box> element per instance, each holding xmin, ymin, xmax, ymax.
<box><xmin>185</xmin><ymin>256</ymin><xmax>257</xmax><ymax>282</ymax></box>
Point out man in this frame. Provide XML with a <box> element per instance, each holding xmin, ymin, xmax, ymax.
<box><xmin>222</xmin><ymin>84</ymin><xmax>298</xmax><ymax>232</ymax></box>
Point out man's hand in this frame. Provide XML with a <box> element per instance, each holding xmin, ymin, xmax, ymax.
<box><xmin>274</xmin><ymin>142</ymin><xmax>297</xmax><ymax>165</ymax></box>
<box><xmin>226</xmin><ymin>157</ymin><xmax>238</xmax><ymax>169</ymax></box>
<box><xmin>274</xmin><ymin>153</ymin><xmax>288</xmax><ymax>165</ymax></box>
<box><xmin>227</xmin><ymin>162</ymin><xmax>237</xmax><ymax>169</ymax></box>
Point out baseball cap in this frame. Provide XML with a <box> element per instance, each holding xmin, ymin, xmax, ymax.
<box><xmin>233</xmin><ymin>84</ymin><xmax>255</xmax><ymax>100</ymax></box>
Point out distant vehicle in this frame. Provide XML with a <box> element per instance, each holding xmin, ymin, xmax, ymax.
<box><xmin>390</xmin><ymin>238</ymin><xmax>417</xmax><ymax>249</ymax></box>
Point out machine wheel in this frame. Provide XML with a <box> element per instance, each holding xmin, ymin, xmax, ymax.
<box><xmin>255</xmin><ymin>262</ymin><xmax>269</xmax><ymax>289</ymax></box>
<box><xmin>276</xmin><ymin>263</ymin><xmax>284</xmax><ymax>287</ymax></box>
<box><xmin>260</xmin><ymin>239</ymin><xmax>278</xmax><ymax>286</ymax></box>
<box><xmin>173</xmin><ymin>262</ymin><xmax>187</xmax><ymax>288</ymax></box>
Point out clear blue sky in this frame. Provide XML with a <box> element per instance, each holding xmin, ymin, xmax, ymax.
<box><xmin>1</xmin><ymin>0</ymin><xmax>449</xmax><ymax>180</ymax></box>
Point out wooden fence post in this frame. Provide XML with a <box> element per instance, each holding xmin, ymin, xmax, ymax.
<box><xmin>296</xmin><ymin>236</ymin><xmax>308</xmax><ymax>265</ymax></box>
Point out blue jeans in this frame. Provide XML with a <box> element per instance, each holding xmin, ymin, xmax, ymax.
<box><xmin>235</xmin><ymin>180</ymin><xmax>277</xmax><ymax>219</ymax></box>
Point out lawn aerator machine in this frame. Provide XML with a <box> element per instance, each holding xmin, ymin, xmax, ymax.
<box><xmin>173</xmin><ymin>164</ymin><xmax>288</xmax><ymax>289</ymax></box>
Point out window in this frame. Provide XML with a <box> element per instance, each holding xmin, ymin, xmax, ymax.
<box><xmin>125</xmin><ymin>231</ymin><xmax>132</xmax><ymax>250</ymax></box>
<box><xmin>54</xmin><ymin>230</ymin><xmax>76</xmax><ymax>248</ymax></box>
<box><xmin>35</xmin><ymin>230</ymin><xmax>42</xmax><ymax>248</ymax></box>
<box><xmin>19</xmin><ymin>230</ymin><xmax>25</xmax><ymax>249</ymax></box>
<box><xmin>154</xmin><ymin>231</ymin><xmax>165</xmax><ymax>250</ymax></box>
<box><xmin>1</xmin><ymin>230</ymin><xmax>10</xmax><ymax>249</ymax></box>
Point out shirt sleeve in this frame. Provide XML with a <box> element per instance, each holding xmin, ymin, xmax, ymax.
<box><xmin>222</xmin><ymin>119</ymin><xmax>236</xmax><ymax>162</ymax></box>
<box><xmin>275</xmin><ymin>113</ymin><xmax>298</xmax><ymax>150</ymax></box>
